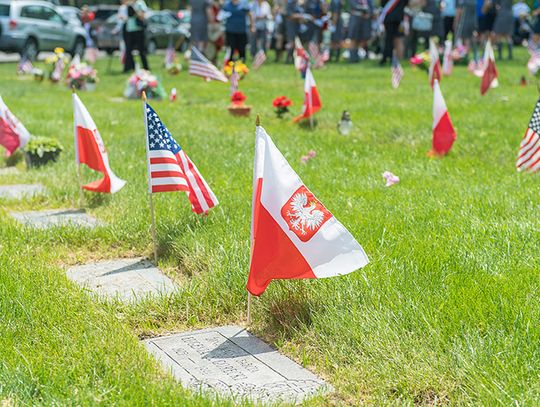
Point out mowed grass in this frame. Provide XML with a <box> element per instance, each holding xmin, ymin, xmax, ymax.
<box><xmin>1</xmin><ymin>49</ymin><xmax>539</xmax><ymax>405</ymax></box>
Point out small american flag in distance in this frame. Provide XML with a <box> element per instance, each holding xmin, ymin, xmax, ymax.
<box><xmin>517</xmin><ymin>98</ymin><xmax>540</xmax><ymax>172</ymax></box>
<box><xmin>391</xmin><ymin>57</ymin><xmax>404</xmax><ymax>89</ymax></box>
<box><xmin>145</xmin><ymin>103</ymin><xmax>219</xmax><ymax>214</ymax></box>
<box><xmin>252</xmin><ymin>49</ymin><xmax>267</xmax><ymax>70</ymax></box>
<box><xmin>189</xmin><ymin>46</ymin><xmax>228</xmax><ymax>83</ymax></box>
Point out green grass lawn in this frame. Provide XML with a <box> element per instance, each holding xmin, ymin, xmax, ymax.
<box><xmin>1</xmin><ymin>50</ymin><xmax>539</xmax><ymax>406</ymax></box>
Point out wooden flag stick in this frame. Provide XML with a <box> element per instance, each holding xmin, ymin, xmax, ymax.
<box><xmin>256</xmin><ymin>114</ymin><xmax>260</xmax><ymax>126</ymax></box>
<box><xmin>142</xmin><ymin>91</ymin><xmax>158</xmax><ymax>264</ymax></box>
<box><xmin>72</xmin><ymin>86</ymin><xmax>84</xmax><ymax>207</ymax></box>
<box><xmin>247</xmin><ymin>292</ymin><xmax>252</xmax><ymax>325</ymax></box>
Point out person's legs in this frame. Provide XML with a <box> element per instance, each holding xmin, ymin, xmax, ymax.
<box><xmin>237</xmin><ymin>33</ymin><xmax>247</xmax><ymax>60</ymax></box>
<box><xmin>381</xmin><ymin>21</ymin><xmax>396</xmax><ymax>64</ymax></box>
<box><xmin>124</xmin><ymin>31</ymin><xmax>135</xmax><ymax>72</ymax></box>
<box><xmin>135</xmin><ymin>30</ymin><xmax>149</xmax><ymax>70</ymax></box>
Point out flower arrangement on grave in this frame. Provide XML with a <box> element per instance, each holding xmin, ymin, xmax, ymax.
<box><xmin>223</xmin><ymin>60</ymin><xmax>249</xmax><ymax>79</ymax></box>
<box><xmin>272</xmin><ymin>96</ymin><xmax>292</xmax><ymax>119</ymax></box>
<box><xmin>24</xmin><ymin>136</ymin><xmax>64</xmax><ymax>167</ymax></box>
<box><xmin>124</xmin><ymin>69</ymin><xmax>166</xmax><ymax>100</ymax></box>
<box><xmin>166</xmin><ymin>61</ymin><xmax>182</xmax><ymax>75</ymax></box>
<box><xmin>409</xmin><ymin>51</ymin><xmax>430</xmax><ymax>72</ymax></box>
<box><xmin>451</xmin><ymin>43</ymin><xmax>469</xmax><ymax>65</ymax></box>
<box><xmin>66</xmin><ymin>62</ymin><xmax>98</xmax><ymax>91</ymax></box>
<box><xmin>228</xmin><ymin>91</ymin><xmax>251</xmax><ymax>116</ymax></box>
<box><xmin>44</xmin><ymin>48</ymin><xmax>69</xmax><ymax>83</ymax></box>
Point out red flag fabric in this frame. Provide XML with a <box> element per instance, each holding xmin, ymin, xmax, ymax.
<box><xmin>247</xmin><ymin>126</ymin><xmax>369</xmax><ymax>296</ymax></box>
<box><xmin>430</xmin><ymin>80</ymin><xmax>456</xmax><ymax>155</ymax></box>
<box><xmin>293</xmin><ymin>67</ymin><xmax>321</xmax><ymax>122</ymax></box>
<box><xmin>428</xmin><ymin>39</ymin><xmax>441</xmax><ymax>88</ymax></box>
<box><xmin>73</xmin><ymin>94</ymin><xmax>126</xmax><ymax>193</ymax></box>
<box><xmin>0</xmin><ymin>95</ymin><xmax>30</xmax><ymax>156</ymax></box>
<box><xmin>480</xmin><ymin>40</ymin><xmax>498</xmax><ymax>95</ymax></box>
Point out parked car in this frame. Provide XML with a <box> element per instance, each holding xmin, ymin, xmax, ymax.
<box><xmin>95</xmin><ymin>10</ymin><xmax>189</xmax><ymax>54</ymax></box>
<box><xmin>0</xmin><ymin>0</ymin><xmax>87</xmax><ymax>59</ymax></box>
<box><xmin>57</xmin><ymin>5</ymin><xmax>81</xmax><ymax>27</ymax></box>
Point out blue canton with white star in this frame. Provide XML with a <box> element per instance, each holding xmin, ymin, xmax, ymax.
<box><xmin>146</xmin><ymin>103</ymin><xmax>182</xmax><ymax>154</ymax></box>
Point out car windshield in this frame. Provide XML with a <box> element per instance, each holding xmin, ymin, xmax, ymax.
<box><xmin>0</xmin><ymin>4</ymin><xmax>9</xmax><ymax>16</ymax></box>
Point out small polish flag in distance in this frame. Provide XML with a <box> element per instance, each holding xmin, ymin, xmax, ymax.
<box><xmin>73</xmin><ymin>93</ymin><xmax>126</xmax><ymax>193</ymax></box>
<box><xmin>247</xmin><ymin>125</ymin><xmax>369</xmax><ymax>296</ymax></box>
<box><xmin>430</xmin><ymin>80</ymin><xmax>456</xmax><ymax>156</ymax></box>
<box><xmin>516</xmin><ymin>97</ymin><xmax>540</xmax><ymax>172</ymax></box>
<box><xmin>480</xmin><ymin>40</ymin><xmax>498</xmax><ymax>95</ymax></box>
<box><xmin>293</xmin><ymin>67</ymin><xmax>322</xmax><ymax>122</ymax></box>
<box><xmin>189</xmin><ymin>46</ymin><xmax>228</xmax><ymax>83</ymax></box>
<box><xmin>428</xmin><ymin>38</ymin><xmax>441</xmax><ymax>88</ymax></box>
<box><xmin>144</xmin><ymin>102</ymin><xmax>218</xmax><ymax>214</ymax></box>
<box><xmin>0</xmin><ymin>95</ymin><xmax>30</xmax><ymax>156</ymax></box>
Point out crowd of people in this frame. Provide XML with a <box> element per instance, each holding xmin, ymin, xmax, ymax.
<box><xmin>111</xmin><ymin>0</ymin><xmax>540</xmax><ymax>72</ymax></box>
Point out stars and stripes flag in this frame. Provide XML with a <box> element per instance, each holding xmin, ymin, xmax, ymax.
<box><xmin>391</xmin><ymin>57</ymin><xmax>404</xmax><ymax>89</ymax></box>
<box><xmin>516</xmin><ymin>98</ymin><xmax>540</xmax><ymax>172</ymax></box>
<box><xmin>252</xmin><ymin>49</ymin><xmax>267</xmax><ymax>70</ymax></box>
<box><xmin>165</xmin><ymin>40</ymin><xmax>176</xmax><ymax>66</ymax></box>
<box><xmin>144</xmin><ymin>102</ymin><xmax>218</xmax><ymax>214</ymax></box>
<box><xmin>308</xmin><ymin>42</ymin><xmax>328</xmax><ymax>69</ymax></box>
<box><xmin>442</xmin><ymin>40</ymin><xmax>453</xmax><ymax>76</ymax></box>
<box><xmin>51</xmin><ymin>58</ymin><xmax>65</xmax><ymax>82</ymax></box>
<box><xmin>527</xmin><ymin>41</ymin><xmax>540</xmax><ymax>76</ymax></box>
<box><xmin>189</xmin><ymin>46</ymin><xmax>228</xmax><ymax>83</ymax></box>
<box><xmin>17</xmin><ymin>57</ymin><xmax>33</xmax><ymax>74</ymax></box>
<box><xmin>230</xmin><ymin>65</ymin><xmax>239</xmax><ymax>94</ymax></box>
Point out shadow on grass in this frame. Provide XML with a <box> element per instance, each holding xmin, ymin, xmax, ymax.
<box><xmin>83</xmin><ymin>192</ymin><xmax>111</xmax><ymax>209</ymax></box>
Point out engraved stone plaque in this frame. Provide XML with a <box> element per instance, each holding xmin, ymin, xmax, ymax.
<box><xmin>144</xmin><ymin>326</ymin><xmax>332</xmax><ymax>405</ymax></box>
<box><xmin>10</xmin><ymin>209</ymin><xmax>102</xmax><ymax>229</ymax></box>
<box><xmin>67</xmin><ymin>258</ymin><xmax>176</xmax><ymax>302</ymax></box>
<box><xmin>0</xmin><ymin>184</ymin><xmax>45</xmax><ymax>199</ymax></box>
<box><xmin>0</xmin><ymin>167</ymin><xmax>20</xmax><ymax>176</ymax></box>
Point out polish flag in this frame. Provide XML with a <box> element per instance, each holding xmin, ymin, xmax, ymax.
<box><xmin>442</xmin><ymin>40</ymin><xmax>453</xmax><ymax>76</ymax></box>
<box><xmin>430</xmin><ymin>80</ymin><xmax>456</xmax><ymax>156</ymax></box>
<box><xmin>0</xmin><ymin>95</ymin><xmax>30</xmax><ymax>156</ymax></box>
<box><xmin>428</xmin><ymin>38</ymin><xmax>441</xmax><ymax>88</ymax></box>
<box><xmin>480</xmin><ymin>40</ymin><xmax>498</xmax><ymax>95</ymax></box>
<box><xmin>247</xmin><ymin>126</ymin><xmax>369</xmax><ymax>296</ymax></box>
<box><xmin>293</xmin><ymin>67</ymin><xmax>322</xmax><ymax>122</ymax></box>
<box><xmin>73</xmin><ymin>93</ymin><xmax>126</xmax><ymax>193</ymax></box>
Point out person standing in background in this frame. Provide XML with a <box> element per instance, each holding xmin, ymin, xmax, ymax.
<box><xmin>347</xmin><ymin>0</ymin><xmax>374</xmax><ymax>63</ymax></box>
<box><xmin>272</xmin><ymin>0</ymin><xmax>287</xmax><ymax>62</ymax></box>
<box><xmin>250</xmin><ymin>0</ymin><xmax>272</xmax><ymax>56</ymax></box>
<box><xmin>190</xmin><ymin>0</ymin><xmax>212</xmax><ymax>52</ymax></box>
<box><xmin>493</xmin><ymin>0</ymin><xmax>513</xmax><ymax>59</ymax></box>
<box><xmin>380</xmin><ymin>0</ymin><xmax>409</xmax><ymax>65</ymax></box>
<box><xmin>478</xmin><ymin>0</ymin><xmax>496</xmax><ymax>46</ymax></box>
<box><xmin>223</xmin><ymin>0</ymin><xmax>255</xmax><ymax>61</ymax></box>
<box><xmin>284</xmin><ymin>0</ymin><xmax>305</xmax><ymax>63</ymax></box>
<box><xmin>329</xmin><ymin>0</ymin><xmax>344</xmax><ymax>62</ymax></box>
<box><xmin>304</xmin><ymin>0</ymin><xmax>324</xmax><ymax>44</ymax></box>
<box><xmin>113</xmin><ymin>0</ymin><xmax>129</xmax><ymax>65</ymax></box>
<box><xmin>454</xmin><ymin>0</ymin><xmax>478</xmax><ymax>59</ymax></box>
<box><xmin>124</xmin><ymin>0</ymin><xmax>149</xmax><ymax>72</ymax></box>
<box><xmin>442</xmin><ymin>0</ymin><xmax>456</xmax><ymax>42</ymax></box>
<box><xmin>80</xmin><ymin>5</ymin><xmax>97</xmax><ymax>62</ymax></box>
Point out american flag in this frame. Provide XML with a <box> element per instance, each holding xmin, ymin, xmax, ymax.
<box><xmin>516</xmin><ymin>98</ymin><xmax>540</xmax><ymax>172</ymax></box>
<box><xmin>308</xmin><ymin>42</ymin><xmax>327</xmax><ymax>69</ymax></box>
<box><xmin>17</xmin><ymin>57</ymin><xmax>33</xmax><ymax>74</ymax></box>
<box><xmin>51</xmin><ymin>58</ymin><xmax>65</xmax><ymax>82</ymax></box>
<box><xmin>165</xmin><ymin>40</ymin><xmax>176</xmax><ymax>66</ymax></box>
<box><xmin>145</xmin><ymin>102</ymin><xmax>219</xmax><ymax>214</ymax></box>
<box><xmin>391</xmin><ymin>57</ymin><xmax>404</xmax><ymax>89</ymax></box>
<box><xmin>527</xmin><ymin>41</ymin><xmax>540</xmax><ymax>76</ymax></box>
<box><xmin>252</xmin><ymin>49</ymin><xmax>267</xmax><ymax>70</ymax></box>
<box><xmin>189</xmin><ymin>46</ymin><xmax>228</xmax><ymax>83</ymax></box>
<box><xmin>230</xmin><ymin>65</ymin><xmax>239</xmax><ymax>94</ymax></box>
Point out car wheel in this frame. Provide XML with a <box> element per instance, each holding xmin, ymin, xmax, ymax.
<box><xmin>22</xmin><ymin>37</ymin><xmax>38</xmax><ymax>61</ymax></box>
<box><xmin>147</xmin><ymin>39</ymin><xmax>157</xmax><ymax>54</ymax></box>
<box><xmin>72</xmin><ymin>37</ymin><xmax>85</xmax><ymax>58</ymax></box>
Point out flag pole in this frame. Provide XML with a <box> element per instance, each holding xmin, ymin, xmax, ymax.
<box><xmin>307</xmin><ymin>66</ymin><xmax>314</xmax><ymax>130</ymax></box>
<box><xmin>247</xmin><ymin>114</ymin><xmax>261</xmax><ymax>326</ymax></box>
<box><xmin>72</xmin><ymin>86</ymin><xmax>83</xmax><ymax>207</ymax></box>
<box><xmin>142</xmin><ymin>91</ymin><xmax>158</xmax><ymax>264</ymax></box>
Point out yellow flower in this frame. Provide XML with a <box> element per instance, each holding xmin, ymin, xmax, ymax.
<box><xmin>54</xmin><ymin>47</ymin><xmax>64</xmax><ymax>54</ymax></box>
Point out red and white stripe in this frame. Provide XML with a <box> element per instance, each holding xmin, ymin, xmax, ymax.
<box><xmin>147</xmin><ymin>149</ymin><xmax>189</xmax><ymax>193</ymax></box>
<box><xmin>516</xmin><ymin>129</ymin><xmax>540</xmax><ymax>171</ymax></box>
<box><xmin>252</xmin><ymin>49</ymin><xmax>267</xmax><ymax>70</ymax></box>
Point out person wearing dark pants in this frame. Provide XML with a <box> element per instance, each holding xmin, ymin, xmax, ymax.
<box><xmin>124</xmin><ymin>0</ymin><xmax>149</xmax><ymax>73</ymax></box>
<box><xmin>223</xmin><ymin>0</ymin><xmax>254</xmax><ymax>61</ymax></box>
<box><xmin>380</xmin><ymin>0</ymin><xmax>409</xmax><ymax>65</ymax></box>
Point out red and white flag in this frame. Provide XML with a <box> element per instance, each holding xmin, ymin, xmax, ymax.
<box><xmin>252</xmin><ymin>49</ymin><xmax>267</xmax><ymax>70</ymax></box>
<box><xmin>73</xmin><ymin>93</ymin><xmax>126</xmax><ymax>193</ymax></box>
<box><xmin>247</xmin><ymin>126</ymin><xmax>369</xmax><ymax>295</ymax></box>
<box><xmin>516</xmin><ymin>97</ymin><xmax>540</xmax><ymax>172</ymax></box>
<box><xmin>442</xmin><ymin>40</ymin><xmax>453</xmax><ymax>76</ymax></box>
<box><xmin>0</xmin><ymin>95</ymin><xmax>30</xmax><ymax>156</ymax></box>
<box><xmin>294</xmin><ymin>37</ymin><xmax>309</xmax><ymax>73</ymax></box>
<box><xmin>430</xmin><ymin>80</ymin><xmax>456</xmax><ymax>156</ymax></box>
<box><xmin>293</xmin><ymin>67</ymin><xmax>322</xmax><ymax>122</ymax></box>
<box><xmin>428</xmin><ymin>38</ymin><xmax>441</xmax><ymax>88</ymax></box>
<box><xmin>481</xmin><ymin>40</ymin><xmax>498</xmax><ymax>95</ymax></box>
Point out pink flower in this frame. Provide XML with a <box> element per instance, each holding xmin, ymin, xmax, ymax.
<box><xmin>300</xmin><ymin>155</ymin><xmax>310</xmax><ymax>164</ymax></box>
<box><xmin>382</xmin><ymin>171</ymin><xmax>399</xmax><ymax>187</ymax></box>
<box><xmin>308</xmin><ymin>150</ymin><xmax>316</xmax><ymax>158</ymax></box>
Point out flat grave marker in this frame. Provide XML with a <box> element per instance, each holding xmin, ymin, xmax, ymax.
<box><xmin>66</xmin><ymin>257</ymin><xmax>176</xmax><ymax>302</ymax></box>
<box><xmin>0</xmin><ymin>184</ymin><xmax>45</xmax><ymax>200</ymax></box>
<box><xmin>0</xmin><ymin>167</ymin><xmax>20</xmax><ymax>176</ymax></box>
<box><xmin>10</xmin><ymin>209</ymin><xmax>101</xmax><ymax>229</ymax></box>
<box><xmin>144</xmin><ymin>326</ymin><xmax>332</xmax><ymax>405</ymax></box>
